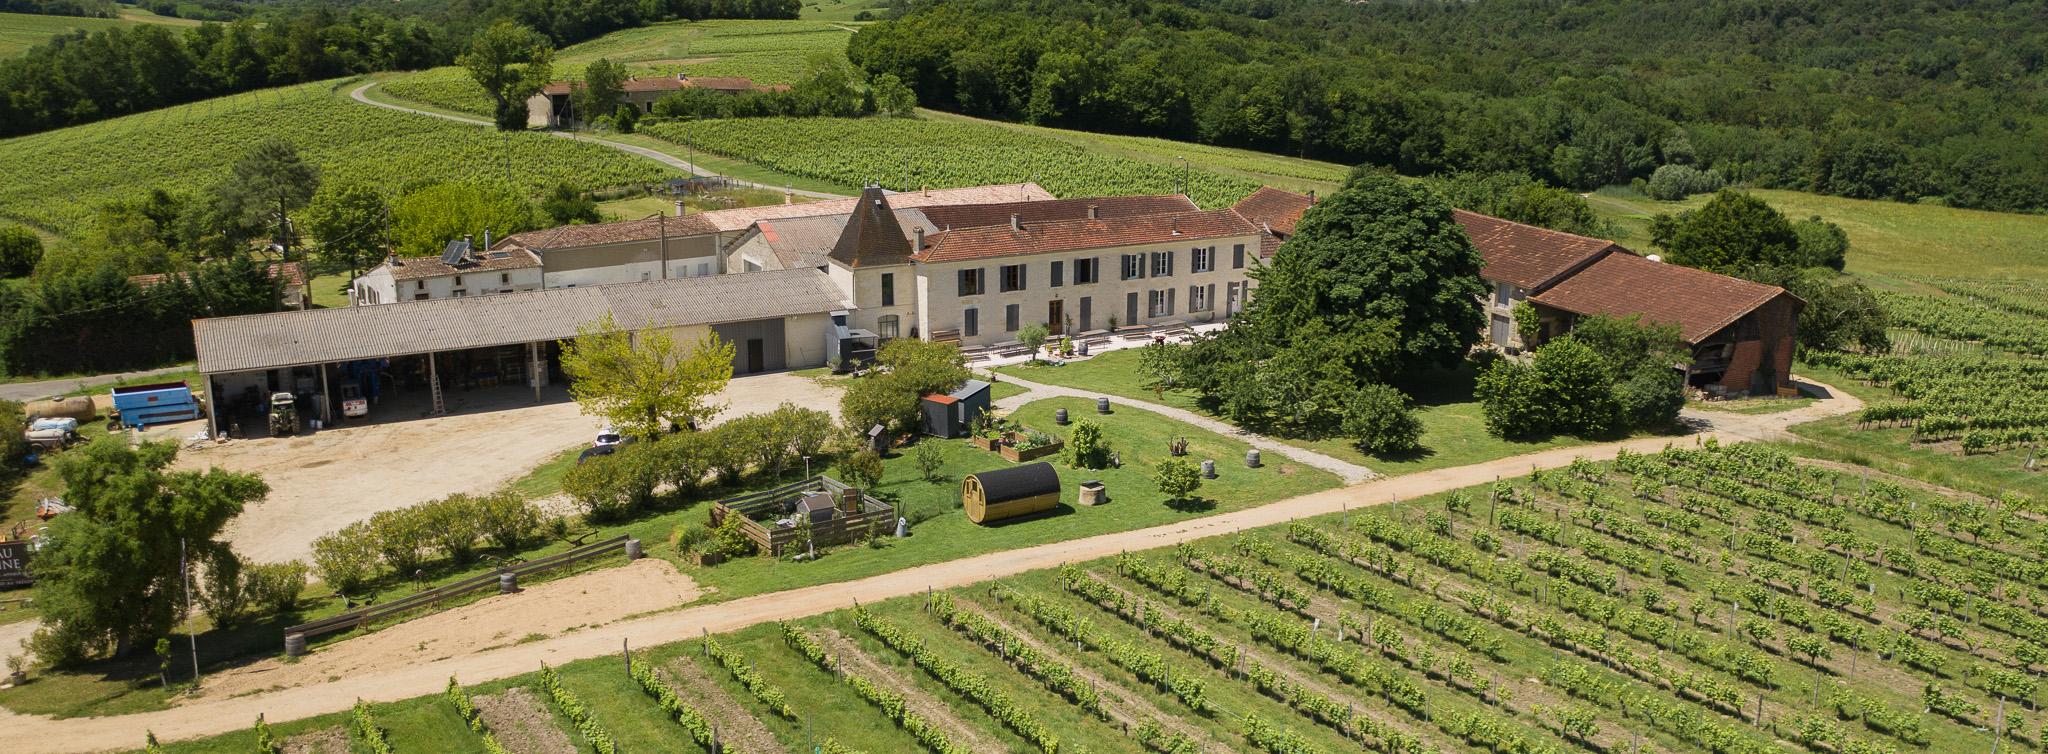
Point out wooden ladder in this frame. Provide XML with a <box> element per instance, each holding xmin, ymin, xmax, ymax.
<box><xmin>429</xmin><ymin>358</ymin><xmax>446</xmax><ymax>415</ymax></box>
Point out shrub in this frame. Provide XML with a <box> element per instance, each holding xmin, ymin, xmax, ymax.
<box><xmin>420</xmin><ymin>494</ymin><xmax>486</xmax><ymax>564</ymax></box>
<box><xmin>838</xmin><ymin>449</ymin><xmax>884</xmax><ymax>490</ymax></box>
<box><xmin>1062</xmin><ymin>419</ymin><xmax>1113</xmax><ymax>469</ymax></box>
<box><xmin>311</xmin><ymin>521</ymin><xmax>379</xmax><ymax>594</ymax></box>
<box><xmin>777</xmin><ymin>402</ymin><xmax>838</xmax><ymax>460</ymax></box>
<box><xmin>840</xmin><ymin>373</ymin><xmax>922</xmax><ymax>435</ymax></box>
<box><xmin>914</xmin><ymin>441</ymin><xmax>944</xmax><ymax>481</ymax></box>
<box><xmin>1342</xmin><ymin>383</ymin><xmax>1424</xmax><ymax>454</ymax></box>
<box><xmin>365</xmin><ymin>507</ymin><xmax>434</xmax><ymax>576</ymax></box>
<box><xmin>1476</xmin><ymin>359</ymin><xmax>1549</xmax><ymax>438</ymax></box>
<box><xmin>1154</xmin><ymin>458</ymin><xmax>1202</xmax><ymax>501</ymax></box>
<box><xmin>713</xmin><ymin>511</ymin><xmax>757</xmax><ymax>558</ymax></box>
<box><xmin>1646</xmin><ymin>164</ymin><xmax>1725</xmax><ymax>201</ymax></box>
<box><xmin>1534</xmin><ymin>337</ymin><xmax>1619</xmax><ymax>436</ymax></box>
<box><xmin>242</xmin><ymin>562</ymin><xmax>310</xmax><ymax>615</ymax></box>
<box><xmin>1613</xmin><ymin>366</ymin><xmax>1684</xmax><ymax>431</ymax></box>
<box><xmin>199</xmin><ymin>552</ymin><xmax>250</xmax><ymax>628</ymax></box>
<box><xmin>0</xmin><ymin>400</ymin><xmax>28</xmax><ymax>482</ymax></box>
<box><xmin>562</xmin><ymin>442</ymin><xmax>659</xmax><ymax>520</ymax></box>
<box><xmin>474</xmin><ymin>490</ymin><xmax>544</xmax><ymax>550</ymax></box>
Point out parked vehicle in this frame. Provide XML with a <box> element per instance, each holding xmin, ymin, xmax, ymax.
<box><xmin>593</xmin><ymin>427</ymin><xmax>634</xmax><ymax>449</ymax></box>
<box><xmin>576</xmin><ymin>445</ymin><xmax>617</xmax><ymax>465</ymax></box>
<box><xmin>24</xmin><ymin>417</ymin><xmax>81</xmax><ymax>452</ymax></box>
<box><xmin>340</xmin><ymin>384</ymin><xmax>368</xmax><ymax>418</ymax></box>
<box><xmin>267</xmin><ymin>392</ymin><xmax>299</xmax><ymax>436</ymax></box>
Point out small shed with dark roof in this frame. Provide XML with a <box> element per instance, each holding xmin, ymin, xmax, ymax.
<box><xmin>962</xmin><ymin>461</ymin><xmax>1061</xmax><ymax>524</ymax></box>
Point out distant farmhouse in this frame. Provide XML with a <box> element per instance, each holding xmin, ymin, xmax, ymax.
<box><xmin>196</xmin><ymin>180</ymin><xmax>1796</xmax><ymax>439</ymax></box>
<box><xmin>526</xmin><ymin>74</ymin><xmax>789</xmax><ymax>128</ymax></box>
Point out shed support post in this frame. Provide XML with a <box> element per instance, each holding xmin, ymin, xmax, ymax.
<box><xmin>318</xmin><ymin>363</ymin><xmax>332</xmax><ymax>426</ymax></box>
<box><xmin>530</xmin><ymin>341</ymin><xmax>542</xmax><ymax>402</ymax></box>
<box><xmin>203</xmin><ymin>374</ymin><xmax>218</xmax><ymax>439</ymax></box>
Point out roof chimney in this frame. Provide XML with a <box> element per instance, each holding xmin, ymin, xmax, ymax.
<box><xmin>1087</xmin><ymin>204</ymin><xmax>1099</xmax><ymax>220</ymax></box>
<box><xmin>1010</xmin><ymin>213</ymin><xmax>1023</xmax><ymax>231</ymax></box>
<box><xmin>388</xmin><ymin>251</ymin><xmax>399</xmax><ymax>267</ymax></box>
<box><xmin>675</xmin><ymin>200</ymin><xmax>686</xmax><ymax>217</ymax></box>
<box><xmin>914</xmin><ymin>226</ymin><xmax>925</xmax><ymax>250</ymax></box>
<box><xmin>1170</xmin><ymin>217</ymin><xmax>1181</xmax><ymax>236</ymax></box>
<box><xmin>462</xmin><ymin>234</ymin><xmax>473</xmax><ymax>257</ymax></box>
<box><xmin>922</xmin><ymin>185</ymin><xmax>930</xmax><ymax>197</ymax></box>
<box><xmin>483</xmin><ymin>227</ymin><xmax>491</xmax><ymax>252</ymax></box>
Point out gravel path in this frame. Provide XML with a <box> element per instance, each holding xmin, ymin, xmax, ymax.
<box><xmin>990</xmin><ymin>372</ymin><xmax>1377</xmax><ymax>483</ymax></box>
<box><xmin>3</xmin><ymin>377</ymin><xmax>1860</xmax><ymax>752</ymax></box>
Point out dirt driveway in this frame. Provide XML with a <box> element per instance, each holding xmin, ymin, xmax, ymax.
<box><xmin>192</xmin><ymin>372</ymin><xmax>840</xmax><ymax>566</ymax></box>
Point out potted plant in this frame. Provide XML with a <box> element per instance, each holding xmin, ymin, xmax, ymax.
<box><xmin>6</xmin><ymin>654</ymin><xmax>25</xmax><ymax>686</ymax></box>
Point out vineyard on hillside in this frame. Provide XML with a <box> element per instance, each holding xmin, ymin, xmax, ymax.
<box><xmin>0</xmin><ymin>78</ymin><xmax>675</xmax><ymax>240</ymax></box>
<box><xmin>641</xmin><ymin>117</ymin><xmax>1265</xmax><ymax>208</ymax></box>
<box><xmin>163</xmin><ymin>442</ymin><xmax>2046</xmax><ymax>754</ymax></box>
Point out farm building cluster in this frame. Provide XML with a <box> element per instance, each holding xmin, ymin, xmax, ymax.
<box><xmin>190</xmin><ymin>181</ymin><xmax>1800</xmax><ymax>438</ymax></box>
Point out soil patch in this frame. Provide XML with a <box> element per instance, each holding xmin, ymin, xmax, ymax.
<box><xmin>816</xmin><ymin>627</ymin><xmax>1006</xmax><ymax>754</ymax></box>
<box><xmin>195</xmin><ymin>558</ymin><xmax>702</xmax><ymax>698</ymax></box>
<box><xmin>279</xmin><ymin>725</ymin><xmax>348</xmax><ymax>754</ymax></box>
<box><xmin>665</xmin><ymin>657</ymin><xmax>782</xmax><ymax>752</ymax></box>
<box><xmin>477</xmin><ymin>686</ymin><xmax>576</xmax><ymax>754</ymax></box>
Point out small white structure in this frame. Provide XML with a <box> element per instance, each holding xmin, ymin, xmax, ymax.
<box><xmin>352</xmin><ymin>235</ymin><xmax>542</xmax><ymax>305</ymax></box>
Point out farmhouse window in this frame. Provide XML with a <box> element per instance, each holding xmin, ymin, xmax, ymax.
<box><xmin>881</xmin><ymin>273</ymin><xmax>896</xmax><ymax>306</ymax></box>
<box><xmin>454</xmin><ymin>276</ymin><xmax>463</xmax><ymax>285</ymax></box>
<box><xmin>1192</xmin><ymin>247</ymin><xmax>1213</xmax><ymax>273</ymax></box>
<box><xmin>500</xmin><ymin>273</ymin><xmax>511</xmax><ymax>284</ymax></box>
<box><xmin>1148</xmin><ymin>289</ymin><xmax>1175</xmax><ymax>317</ymax></box>
<box><xmin>1005</xmin><ymin>304</ymin><xmax>1021</xmax><ymax>332</ymax></box>
<box><xmin>1151</xmin><ymin>251</ymin><xmax>1174</xmax><ymax>277</ymax></box>
<box><xmin>959</xmin><ymin>268</ymin><xmax>984</xmax><ymax>296</ymax></box>
<box><xmin>416</xmin><ymin>280</ymin><xmax>425</xmax><ymax>290</ymax></box>
<box><xmin>1233</xmin><ymin>244</ymin><xmax>1245</xmax><ymax>269</ymax></box>
<box><xmin>1074</xmin><ymin>258</ymin><xmax>1098</xmax><ymax>284</ymax></box>
<box><xmin>1189</xmin><ymin>284</ymin><xmax>1213</xmax><ymax>312</ymax></box>
<box><xmin>964</xmin><ymin>307</ymin><xmax>979</xmax><ymax>336</ymax></box>
<box><xmin>697</xmin><ymin>263</ymin><xmax>710</xmax><ymax>276</ymax></box>
<box><xmin>1050</xmin><ymin>261</ymin><xmax>1064</xmax><ymax>287</ymax></box>
<box><xmin>452</xmin><ymin>289</ymin><xmax>467</xmax><ymax>297</ymax></box>
<box><xmin>1121</xmin><ymin>254</ymin><xmax>1145</xmax><ymax>280</ymax></box>
<box><xmin>877</xmin><ymin>315</ymin><xmax>900</xmax><ymax>339</ymax></box>
<box><xmin>1495</xmin><ymin>283</ymin><xmax>1511</xmax><ymax>306</ymax></box>
<box><xmin>1000</xmin><ymin>264</ymin><xmax>1027</xmax><ymax>292</ymax></box>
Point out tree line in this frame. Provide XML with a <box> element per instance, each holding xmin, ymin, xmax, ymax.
<box><xmin>0</xmin><ymin>0</ymin><xmax>800</xmax><ymax>138</ymax></box>
<box><xmin>849</xmin><ymin>0</ymin><xmax>2048</xmax><ymax>213</ymax></box>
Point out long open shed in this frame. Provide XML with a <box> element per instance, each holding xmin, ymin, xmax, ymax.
<box><xmin>962</xmin><ymin>462</ymin><xmax>1061</xmax><ymax>524</ymax></box>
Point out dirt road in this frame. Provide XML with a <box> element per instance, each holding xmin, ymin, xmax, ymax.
<box><xmin>3</xmin><ymin>377</ymin><xmax>1855</xmax><ymax>752</ymax></box>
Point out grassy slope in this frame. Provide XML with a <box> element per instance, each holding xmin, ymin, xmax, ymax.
<box><xmin>0</xmin><ymin>79</ymin><xmax>676</xmax><ymax>240</ymax></box>
<box><xmin>0</xmin><ymin>9</ymin><xmax>197</xmax><ymax>58</ymax></box>
<box><xmin>996</xmin><ymin>349</ymin><xmax>1622</xmax><ymax>477</ymax></box>
<box><xmin>919</xmin><ymin>109</ymin><xmax>1347</xmax><ymax>196</ymax></box>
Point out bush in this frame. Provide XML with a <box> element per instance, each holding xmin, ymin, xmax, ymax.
<box><xmin>562</xmin><ymin>442</ymin><xmax>660</xmax><ymax>520</ymax></box>
<box><xmin>1533</xmin><ymin>337</ymin><xmax>1618</xmax><ymax>436</ymax></box>
<box><xmin>1154</xmin><ymin>458</ymin><xmax>1202</xmax><ymax>501</ymax></box>
<box><xmin>311</xmin><ymin>521</ymin><xmax>379</xmax><ymax>595</ymax></box>
<box><xmin>199</xmin><ymin>552</ymin><xmax>249</xmax><ymax>628</ymax></box>
<box><xmin>1613</xmin><ymin>366</ymin><xmax>1684</xmax><ymax>431</ymax></box>
<box><xmin>1342</xmin><ymin>383</ymin><xmax>1424</xmax><ymax>454</ymax></box>
<box><xmin>1790</xmin><ymin>216</ymin><xmax>1849</xmax><ymax>271</ymax></box>
<box><xmin>0</xmin><ymin>400</ymin><xmax>29</xmax><ymax>482</ymax></box>
<box><xmin>840</xmin><ymin>373</ymin><xmax>922</xmax><ymax>435</ymax></box>
<box><xmin>474</xmin><ymin>490</ymin><xmax>544</xmax><ymax>550</ymax></box>
<box><xmin>1062</xmin><ymin>419</ymin><xmax>1113</xmax><ymax>469</ymax></box>
<box><xmin>242</xmin><ymin>562</ymin><xmax>310</xmax><ymax>615</ymax></box>
<box><xmin>1476</xmin><ymin>359</ymin><xmax>1549</xmax><ymax>438</ymax></box>
<box><xmin>419</xmin><ymin>494</ymin><xmax>486</xmax><ymax>564</ymax></box>
<box><xmin>914</xmin><ymin>441</ymin><xmax>944</xmax><ymax>481</ymax></box>
<box><xmin>713</xmin><ymin>511</ymin><xmax>757</xmax><ymax>558</ymax></box>
<box><xmin>365</xmin><ymin>507</ymin><xmax>434</xmax><ymax>576</ymax></box>
<box><xmin>837</xmin><ymin>449</ymin><xmax>884</xmax><ymax>490</ymax></box>
<box><xmin>0</xmin><ymin>225</ymin><xmax>41</xmax><ymax>279</ymax></box>
<box><xmin>1646</xmin><ymin>164</ymin><xmax>1726</xmax><ymax>201</ymax></box>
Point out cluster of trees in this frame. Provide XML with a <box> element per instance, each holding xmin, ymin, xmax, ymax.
<box><xmin>0</xmin><ymin>255</ymin><xmax>279</xmax><ymax>374</ymax></box>
<box><xmin>1</xmin><ymin>0</ymin><xmax>118</xmax><ymax>16</ymax></box>
<box><xmin>563</xmin><ymin>403</ymin><xmax>838</xmax><ymax>520</ymax></box>
<box><xmin>1477</xmin><ymin>316</ymin><xmax>1688</xmax><ymax>440</ymax></box>
<box><xmin>310</xmin><ymin>491</ymin><xmax>547</xmax><ymax>594</ymax></box>
<box><xmin>850</xmin><ymin>0</ymin><xmax>2048</xmax><ymax>212</ymax></box>
<box><xmin>1143</xmin><ymin>168</ymin><xmax>1486</xmax><ymax>454</ymax></box>
<box><xmin>1</xmin><ymin>0</ymin><xmax>800</xmax><ymax>138</ymax></box>
<box><xmin>1653</xmin><ymin>191</ymin><xmax>1890</xmax><ymax>353</ymax></box>
<box><xmin>839</xmin><ymin>339</ymin><xmax>971</xmax><ymax>437</ymax></box>
<box><xmin>27</xmin><ymin>438</ymin><xmax>271</xmax><ymax>666</ymax></box>
<box><xmin>652</xmin><ymin>66</ymin><xmax>917</xmax><ymax>121</ymax></box>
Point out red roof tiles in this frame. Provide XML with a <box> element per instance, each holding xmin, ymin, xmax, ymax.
<box><xmin>913</xmin><ymin>210</ymin><xmax>1258</xmax><ymax>263</ymax></box>
<box><xmin>1530</xmin><ymin>252</ymin><xmax>1801</xmax><ymax>343</ymax></box>
<box><xmin>498</xmin><ymin>214</ymin><xmax>719</xmax><ymax>251</ymax></box>
<box><xmin>917</xmin><ymin>195</ymin><xmax>1197</xmax><ymax>231</ymax></box>
<box><xmin>1454</xmin><ymin>209</ymin><xmax>1622</xmax><ymax>291</ymax></box>
<box><xmin>1232</xmin><ymin>186</ymin><xmax>1317</xmax><ymax>236</ymax></box>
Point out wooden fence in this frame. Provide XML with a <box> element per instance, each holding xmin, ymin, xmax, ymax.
<box><xmin>709</xmin><ymin>476</ymin><xmax>894</xmax><ymax>555</ymax></box>
<box><xmin>282</xmin><ymin>534</ymin><xmax>634</xmax><ymax>652</ymax></box>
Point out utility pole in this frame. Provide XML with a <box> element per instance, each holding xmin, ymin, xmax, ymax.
<box><xmin>182</xmin><ymin>538</ymin><xmax>199</xmax><ymax>688</ymax></box>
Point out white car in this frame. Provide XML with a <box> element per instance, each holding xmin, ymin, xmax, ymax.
<box><xmin>593</xmin><ymin>427</ymin><xmax>634</xmax><ymax>449</ymax></box>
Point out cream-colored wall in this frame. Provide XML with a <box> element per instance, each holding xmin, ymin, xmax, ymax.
<box><xmin>917</xmin><ymin>234</ymin><xmax>1259</xmax><ymax>347</ymax></box>
<box><xmin>353</xmin><ymin>265</ymin><xmax>396</xmax><ymax>305</ymax></box>
<box><xmin>540</xmin><ymin>236</ymin><xmax>721</xmax><ymax>288</ymax></box>
<box><xmin>640</xmin><ymin>312</ymin><xmax>831</xmax><ymax>371</ymax></box>
<box><xmin>352</xmin><ymin>265</ymin><xmax>541</xmax><ymax>304</ymax></box>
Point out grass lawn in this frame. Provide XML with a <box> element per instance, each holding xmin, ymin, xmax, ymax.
<box><xmin>1689</xmin><ymin>396</ymin><xmax>1816</xmax><ymax>415</ymax></box>
<box><xmin>919</xmin><ymin>109</ymin><xmax>1347</xmax><ymax>197</ymax></box>
<box><xmin>1588</xmin><ymin>186</ymin><xmax>2048</xmax><ymax>281</ymax></box>
<box><xmin>1783</xmin><ymin>359</ymin><xmax>2048</xmax><ymax>501</ymax></box>
<box><xmin>0</xmin><ymin>10</ymin><xmax>197</xmax><ymax>58</ymax></box>
<box><xmin>687</xmin><ymin>395</ymin><xmax>1341</xmax><ymax>600</ymax></box>
<box><xmin>985</xmin><ymin>379</ymin><xmax>1028</xmax><ymax>402</ymax></box>
<box><xmin>996</xmin><ymin>349</ymin><xmax>1621</xmax><ymax>476</ymax></box>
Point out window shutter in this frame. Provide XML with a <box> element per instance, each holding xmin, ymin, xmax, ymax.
<box><xmin>1019</xmin><ymin>264</ymin><xmax>1027</xmax><ymax>291</ymax></box>
<box><xmin>980</xmin><ymin>268</ymin><xmax>988</xmax><ymax>294</ymax></box>
<box><xmin>1167</xmin><ymin>287</ymin><xmax>1176</xmax><ymax>316</ymax></box>
<box><xmin>1051</xmin><ymin>261</ymin><xmax>1063</xmax><ymax>287</ymax></box>
<box><xmin>958</xmin><ymin>270</ymin><xmax>969</xmax><ymax>296</ymax></box>
<box><xmin>1234</xmin><ymin>244</ymin><xmax>1245</xmax><ymax>269</ymax></box>
<box><xmin>1206</xmin><ymin>283</ymin><xmax>1216</xmax><ymax>312</ymax></box>
<box><xmin>965</xmin><ymin>308</ymin><xmax>978</xmax><ymax>336</ymax></box>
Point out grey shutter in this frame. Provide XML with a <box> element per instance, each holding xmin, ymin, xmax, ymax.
<box><xmin>1006</xmin><ymin>304</ymin><xmax>1019</xmax><ymax>332</ymax></box>
<box><xmin>979</xmin><ymin>268</ymin><xmax>987</xmax><ymax>294</ymax></box>
<box><xmin>1234</xmin><ymin>244</ymin><xmax>1245</xmax><ymax>269</ymax></box>
<box><xmin>1206</xmin><ymin>283</ymin><xmax>1216</xmax><ymax>312</ymax></box>
<box><xmin>1095</xmin><ymin>257</ymin><xmax>1104</xmax><ymax>283</ymax></box>
<box><xmin>958</xmin><ymin>269</ymin><xmax>969</xmax><ymax>296</ymax></box>
<box><xmin>1051</xmin><ymin>261</ymin><xmax>1063</xmax><ymax>287</ymax></box>
<box><xmin>1167</xmin><ymin>287</ymin><xmax>1176</xmax><ymax>316</ymax></box>
<box><xmin>965</xmin><ymin>308</ymin><xmax>978</xmax><ymax>336</ymax></box>
<box><xmin>1019</xmin><ymin>264</ymin><xmax>1027</xmax><ymax>291</ymax></box>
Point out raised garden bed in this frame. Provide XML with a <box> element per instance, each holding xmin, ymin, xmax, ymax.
<box><xmin>709</xmin><ymin>475</ymin><xmax>895</xmax><ymax>556</ymax></box>
<box><xmin>971</xmin><ymin>430</ymin><xmax>1064</xmax><ymax>462</ymax></box>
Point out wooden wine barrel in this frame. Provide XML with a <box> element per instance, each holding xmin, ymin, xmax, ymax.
<box><xmin>962</xmin><ymin>462</ymin><xmax>1061</xmax><ymax>524</ymax></box>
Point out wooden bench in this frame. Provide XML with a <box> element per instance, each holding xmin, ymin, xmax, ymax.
<box><xmin>1115</xmin><ymin>325</ymin><xmax>1153</xmax><ymax>341</ymax></box>
<box><xmin>1152</xmin><ymin>321</ymin><xmax>1193</xmax><ymax>340</ymax></box>
<box><xmin>931</xmin><ymin>329</ymin><xmax>961</xmax><ymax>346</ymax></box>
<box><xmin>1078</xmin><ymin>329</ymin><xmax>1113</xmax><ymax>346</ymax></box>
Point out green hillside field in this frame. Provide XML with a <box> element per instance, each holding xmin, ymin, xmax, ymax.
<box><xmin>0</xmin><ymin>77</ymin><xmax>677</xmax><ymax>240</ymax></box>
<box><xmin>0</xmin><ymin>8</ymin><xmax>197</xmax><ymax>57</ymax></box>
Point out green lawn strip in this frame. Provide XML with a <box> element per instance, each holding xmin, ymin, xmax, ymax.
<box><xmin>1690</xmin><ymin>397</ymin><xmax>1817</xmax><ymax>415</ymax></box>
<box><xmin>550</xmin><ymin>658</ymin><xmax>694</xmax><ymax>754</ymax></box>
<box><xmin>997</xmin><ymin>352</ymin><xmax>1619</xmax><ymax>476</ymax></box>
<box><xmin>916</xmin><ymin>109</ymin><xmax>1346</xmax><ymax>197</ymax></box>
<box><xmin>986</xmin><ymin>379</ymin><xmax>1029</xmax><ymax>402</ymax></box>
<box><xmin>689</xmin><ymin>396</ymin><xmax>1340</xmax><ymax>600</ymax></box>
<box><xmin>675</xmin><ymin>619</ymin><xmax>935</xmax><ymax>753</ymax></box>
<box><xmin>1786</xmin><ymin>360</ymin><xmax>2048</xmax><ymax>501</ymax></box>
<box><xmin>506</xmin><ymin>445</ymin><xmax>584</xmax><ymax>499</ymax></box>
<box><xmin>145</xmin><ymin>707</ymin><xmax>350</xmax><ymax>754</ymax></box>
<box><xmin>600</xmin><ymin>132</ymin><xmax>859</xmax><ymax>195</ymax></box>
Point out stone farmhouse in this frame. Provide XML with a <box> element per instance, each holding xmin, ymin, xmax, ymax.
<box><xmin>525</xmin><ymin>75</ymin><xmax>790</xmax><ymax>128</ymax></box>
<box><xmin>351</xmin><ymin>236</ymin><xmax>542</xmax><ymax>304</ymax></box>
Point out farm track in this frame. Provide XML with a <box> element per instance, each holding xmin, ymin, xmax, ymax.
<box><xmin>346</xmin><ymin>82</ymin><xmax>847</xmax><ymax>200</ymax></box>
<box><xmin>0</xmin><ymin>375</ymin><xmax>1859</xmax><ymax>752</ymax></box>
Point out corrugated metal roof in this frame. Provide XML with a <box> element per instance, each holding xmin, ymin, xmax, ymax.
<box><xmin>194</xmin><ymin>269</ymin><xmax>849</xmax><ymax>374</ymax></box>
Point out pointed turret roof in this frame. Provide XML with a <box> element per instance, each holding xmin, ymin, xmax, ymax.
<box><xmin>827</xmin><ymin>186</ymin><xmax>915</xmax><ymax>268</ymax></box>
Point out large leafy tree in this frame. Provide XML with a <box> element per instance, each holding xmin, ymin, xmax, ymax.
<box><xmin>575</xmin><ymin>58</ymin><xmax>628</xmax><ymax>127</ymax></box>
<box><xmin>222</xmin><ymin>139</ymin><xmax>321</xmax><ymax>257</ymax></box>
<box><xmin>560</xmin><ymin>313</ymin><xmax>735</xmax><ymax>438</ymax></box>
<box><xmin>1737</xmin><ymin>265</ymin><xmax>1890</xmax><ymax>354</ymax></box>
<box><xmin>28</xmin><ymin>439</ymin><xmax>268</xmax><ymax>665</ymax></box>
<box><xmin>303</xmin><ymin>182</ymin><xmax>388</xmax><ymax>279</ymax></box>
<box><xmin>390</xmin><ymin>182</ymin><xmax>537</xmax><ymax>257</ymax></box>
<box><xmin>1650</xmin><ymin>190</ymin><xmax>1798</xmax><ymax>271</ymax></box>
<box><xmin>1260</xmin><ymin>167</ymin><xmax>1487</xmax><ymax>371</ymax></box>
<box><xmin>0</xmin><ymin>224</ymin><xmax>44</xmax><ymax>278</ymax></box>
<box><xmin>460</xmin><ymin>20</ymin><xmax>555</xmax><ymax>131</ymax></box>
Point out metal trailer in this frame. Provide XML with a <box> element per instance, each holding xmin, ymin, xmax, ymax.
<box><xmin>109</xmin><ymin>381</ymin><xmax>201</xmax><ymax>427</ymax></box>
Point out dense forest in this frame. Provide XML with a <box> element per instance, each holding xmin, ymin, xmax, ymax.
<box><xmin>850</xmin><ymin>0</ymin><xmax>2048</xmax><ymax>212</ymax></box>
<box><xmin>0</xmin><ymin>0</ymin><xmax>800</xmax><ymax>138</ymax></box>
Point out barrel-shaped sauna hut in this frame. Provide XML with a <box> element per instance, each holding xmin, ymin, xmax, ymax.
<box><xmin>962</xmin><ymin>462</ymin><xmax>1061</xmax><ymax>524</ymax></box>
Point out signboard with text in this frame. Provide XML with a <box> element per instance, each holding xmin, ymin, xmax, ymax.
<box><xmin>0</xmin><ymin>540</ymin><xmax>33</xmax><ymax>587</ymax></box>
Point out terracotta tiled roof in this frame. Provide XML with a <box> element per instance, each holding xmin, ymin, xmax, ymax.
<box><xmin>381</xmin><ymin>248</ymin><xmax>542</xmax><ymax>282</ymax></box>
<box><xmin>685</xmin><ymin>76</ymin><xmax>759</xmax><ymax>91</ymax></box>
<box><xmin>1231</xmin><ymin>187</ymin><xmax>1316</xmax><ymax>236</ymax></box>
<box><xmin>917</xmin><ymin>195</ymin><xmax>1197</xmax><ymax>231</ymax></box>
<box><xmin>132</xmin><ymin>262</ymin><xmax>308</xmax><ymax>290</ymax></box>
<box><xmin>1530</xmin><ymin>252</ymin><xmax>1801</xmax><ymax>343</ymax></box>
<box><xmin>1454</xmin><ymin>209</ymin><xmax>1622</xmax><ymax>291</ymax></box>
<box><xmin>829</xmin><ymin>187</ymin><xmax>915</xmax><ymax>268</ymax></box>
<box><xmin>693</xmin><ymin>183</ymin><xmax>1058</xmax><ymax>233</ymax></box>
<box><xmin>913</xmin><ymin>209</ymin><xmax>1258</xmax><ymax>263</ymax></box>
<box><xmin>498</xmin><ymin>214</ymin><xmax>719</xmax><ymax>251</ymax></box>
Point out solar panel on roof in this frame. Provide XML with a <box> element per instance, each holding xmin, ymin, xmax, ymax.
<box><xmin>441</xmin><ymin>240</ymin><xmax>470</xmax><ymax>265</ymax></box>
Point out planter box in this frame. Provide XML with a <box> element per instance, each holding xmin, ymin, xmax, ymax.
<box><xmin>696</xmin><ymin>551</ymin><xmax>725</xmax><ymax>566</ymax></box>
<box><xmin>971</xmin><ymin>436</ymin><xmax>1003</xmax><ymax>452</ymax></box>
<box><xmin>1003</xmin><ymin>441</ymin><xmax>1064</xmax><ymax>463</ymax></box>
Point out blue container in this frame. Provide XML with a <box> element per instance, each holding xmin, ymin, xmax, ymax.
<box><xmin>110</xmin><ymin>381</ymin><xmax>200</xmax><ymax>427</ymax></box>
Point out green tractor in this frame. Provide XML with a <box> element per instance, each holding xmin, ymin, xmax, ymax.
<box><xmin>267</xmin><ymin>392</ymin><xmax>300</xmax><ymax>437</ymax></box>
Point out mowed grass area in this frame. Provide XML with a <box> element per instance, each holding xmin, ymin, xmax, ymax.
<box><xmin>0</xmin><ymin>78</ymin><xmax>676</xmax><ymax>241</ymax></box>
<box><xmin>1588</xmin><ymin>186</ymin><xmax>2048</xmax><ymax>281</ymax></box>
<box><xmin>996</xmin><ymin>349</ymin><xmax>1620</xmax><ymax>476</ymax></box>
<box><xmin>921</xmin><ymin>109</ymin><xmax>1348</xmax><ymax>197</ymax></box>
<box><xmin>0</xmin><ymin>9</ymin><xmax>196</xmax><ymax>57</ymax></box>
<box><xmin>1786</xmin><ymin>359</ymin><xmax>2048</xmax><ymax>502</ymax></box>
<box><xmin>690</xmin><ymin>395</ymin><xmax>1341</xmax><ymax>599</ymax></box>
